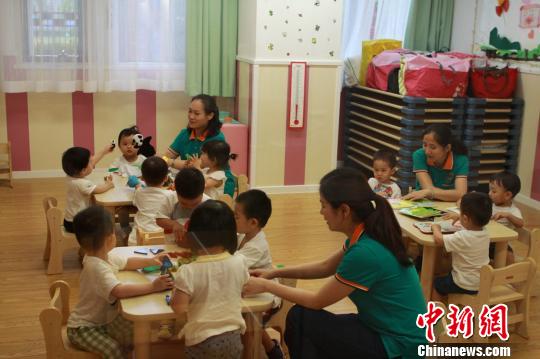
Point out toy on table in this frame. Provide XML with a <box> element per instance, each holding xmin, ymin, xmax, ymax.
<box><xmin>399</xmin><ymin>207</ymin><xmax>445</xmax><ymax>219</ymax></box>
<box><xmin>160</xmin><ymin>256</ymin><xmax>174</xmax><ymax>278</ymax></box>
<box><xmin>127</xmin><ymin>175</ymin><xmax>146</xmax><ymax>188</ymax></box>
<box><xmin>414</xmin><ymin>221</ymin><xmax>462</xmax><ymax>234</ymax></box>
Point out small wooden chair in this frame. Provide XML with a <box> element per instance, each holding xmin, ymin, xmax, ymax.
<box><xmin>0</xmin><ymin>142</ymin><xmax>13</xmax><ymax>188</ymax></box>
<box><xmin>237</xmin><ymin>174</ymin><xmax>249</xmax><ymax>196</ymax></box>
<box><xmin>448</xmin><ymin>257</ymin><xmax>537</xmax><ymax>342</ymax></box>
<box><xmin>136</xmin><ymin>227</ymin><xmax>166</xmax><ymax>245</ymax></box>
<box><xmin>218</xmin><ymin>194</ymin><xmax>234</xmax><ymax>209</ymax></box>
<box><xmin>40</xmin><ymin>280</ymin><xmax>100</xmax><ymax>358</ymax></box>
<box><xmin>43</xmin><ymin>197</ymin><xmax>80</xmax><ymax>274</ymax></box>
<box><xmin>265</xmin><ymin>277</ymin><xmax>298</xmax><ymax>356</ymax></box>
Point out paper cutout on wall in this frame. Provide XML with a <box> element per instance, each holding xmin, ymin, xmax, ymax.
<box><xmin>519</xmin><ymin>3</ymin><xmax>540</xmax><ymax>28</ymax></box>
<box><xmin>496</xmin><ymin>0</ymin><xmax>510</xmax><ymax>16</ymax></box>
<box><xmin>490</xmin><ymin>27</ymin><xmax>522</xmax><ymax>49</ymax></box>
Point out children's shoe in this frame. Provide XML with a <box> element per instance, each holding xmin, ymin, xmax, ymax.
<box><xmin>266</xmin><ymin>339</ymin><xmax>284</xmax><ymax>359</ymax></box>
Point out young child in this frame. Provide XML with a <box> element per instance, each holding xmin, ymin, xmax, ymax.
<box><xmin>368</xmin><ymin>149</ymin><xmax>401</xmax><ymax>199</ymax></box>
<box><xmin>156</xmin><ymin>168</ymin><xmax>211</xmax><ymax>247</ymax></box>
<box><xmin>190</xmin><ymin>140</ymin><xmax>237</xmax><ymax>199</ymax></box>
<box><xmin>62</xmin><ymin>145</ymin><xmax>114</xmax><ymax>233</ymax></box>
<box><xmin>489</xmin><ymin>172</ymin><xmax>524</xmax><ymax>230</ymax></box>
<box><xmin>234</xmin><ymin>189</ymin><xmax>283</xmax><ymax>359</ymax></box>
<box><xmin>431</xmin><ymin>192</ymin><xmax>492</xmax><ymax>301</ymax></box>
<box><xmin>170</xmin><ymin>200</ymin><xmax>249</xmax><ymax>358</ymax></box>
<box><xmin>67</xmin><ymin>206</ymin><xmax>173</xmax><ymax>359</ymax></box>
<box><xmin>109</xmin><ymin>126</ymin><xmax>146</xmax><ymax>177</ymax></box>
<box><xmin>488</xmin><ymin>171</ymin><xmax>523</xmax><ymax>264</ymax></box>
<box><xmin>127</xmin><ymin>156</ymin><xmax>178</xmax><ymax>246</ymax></box>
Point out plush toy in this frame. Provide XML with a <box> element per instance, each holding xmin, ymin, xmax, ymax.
<box><xmin>132</xmin><ymin>134</ymin><xmax>156</xmax><ymax>158</ymax></box>
<box><xmin>127</xmin><ymin>175</ymin><xmax>146</xmax><ymax>188</ymax></box>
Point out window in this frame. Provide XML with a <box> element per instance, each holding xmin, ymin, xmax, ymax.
<box><xmin>24</xmin><ymin>0</ymin><xmax>82</xmax><ymax>62</ymax></box>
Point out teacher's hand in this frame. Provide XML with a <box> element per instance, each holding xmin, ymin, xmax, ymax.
<box><xmin>402</xmin><ymin>189</ymin><xmax>429</xmax><ymax>201</ymax></box>
<box><xmin>242</xmin><ymin>276</ymin><xmax>268</xmax><ymax>297</ymax></box>
<box><xmin>249</xmin><ymin>268</ymin><xmax>276</xmax><ymax>279</ymax></box>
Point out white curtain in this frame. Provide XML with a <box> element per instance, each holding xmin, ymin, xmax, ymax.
<box><xmin>341</xmin><ymin>0</ymin><xmax>411</xmax><ymax>85</ymax></box>
<box><xmin>0</xmin><ymin>0</ymin><xmax>186</xmax><ymax>93</ymax></box>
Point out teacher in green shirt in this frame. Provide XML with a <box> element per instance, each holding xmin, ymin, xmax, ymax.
<box><xmin>162</xmin><ymin>94</ymin><xmax>235</xmax><ymax>196</ymax></box>
<box><xmin>403</xmin><ymin>124</ymin><xmax>469</xmax><ymax>202</ymax></box>
<box><xmin>243</xmin><ymin>168</ymin><xmax>427</xmax><ymax>358</ymax></box>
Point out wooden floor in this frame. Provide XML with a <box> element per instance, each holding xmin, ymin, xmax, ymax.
<box><xmin>0</xmin><ymin>178</ymin><xmax>539</xmax><ymax>358</ymax></box>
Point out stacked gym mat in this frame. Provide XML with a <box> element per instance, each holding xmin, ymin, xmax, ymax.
<box><xmin>342</xmin><ymin>85</ymin><xmax>523</xmax><ymax>193</ymax></box>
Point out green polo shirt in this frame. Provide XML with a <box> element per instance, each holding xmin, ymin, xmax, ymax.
<box><xmin>169</xmin><ymin>129</ymin><xmax>235</xmax><ymax>197</ymax></box>
<box><xmin>412</xmin><ymin>149</ymin><xmax>468</xmax><ymax>190</ymax></box>
<box><xmin>336</xmin><ymin>233</ymin><xmax>427</xmax><ymax>358</ymax></box>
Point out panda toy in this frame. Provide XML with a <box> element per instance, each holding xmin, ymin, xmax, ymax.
<box><xmin>133</xmin><ymin>133</ymin><xmax>156</xmax><ymax>158</ymax></box>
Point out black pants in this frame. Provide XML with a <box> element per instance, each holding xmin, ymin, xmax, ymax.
<box><xmin>284</xmin><ymin>305</ymin><xmax>388</xmax><ymax>359</ymax></box>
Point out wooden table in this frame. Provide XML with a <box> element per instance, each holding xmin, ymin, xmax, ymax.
<box><xmin>93</xmin><ymin>174</ymin><xmax>134</xmax><ymax>216</ymax></box>
<box><xmin>111</xmin><ymin>245</ymin><xmax>273</xmax><ymax>359</ymax></box>
<box><xmin>395</xmin><ymin>201</ymin><xmax>518</xmax><ymax>301</ymax></box>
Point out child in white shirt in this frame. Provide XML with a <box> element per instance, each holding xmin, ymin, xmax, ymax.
<box><xmin>431</xmin><ymin>192</ymin><xmax>492</xmax><ymax>301</ymax></box>
<box><xmin>368</xmin><ymin>149</ymin><xmax>401</xmax><ymax>199</ymax></box>
<box><xmin>62</xmin><ymin>145</ymin><xmax>114</xmax><ymax>232</ymax></box>
<box><xmin>171</xmin><ymin>200</ymin><xmax>249</xmax><ymax>358</ymax></box>
<box><xmin>67</xmin><ymin>206</ymin><xmax>173</xmax><ymax>359</ymax></box>
<box><xmin>109</xmin><ymin>126</ymin><xmax>146</xmax><ymax>177</ymax></box>
<box><xmin>189</xmin><ymin>140</ymin><xmax>237</xmax><ymax>200</ymax></box>
<box><xmin>156</xmin><ymin>168</ymin><xmax>210</xmax><ymax>248</ymax></box>
<box><xmin>127</xmin><ymin>156</ymin><xmax>177</xmax><ymax>246</ymax></box>
<box><xmin>234</xmin><ymin>189</ymin><xmax>283</xmax><ymax>358</ymax></box>
<box><xmin>488</xmin><ymin>171</ymin><xmax>524</xmax><ymax>264</ymax></box>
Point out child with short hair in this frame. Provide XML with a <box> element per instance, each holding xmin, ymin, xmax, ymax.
<box><xmin>431</xmin><ymin>192</ymin><xmax>492</xmax><ymax>301</ymax></box>
<box><xmin>62</xmin><ymin>145</ymin><xmax>114</xmax><ymax>233</ymax></box>
<box><xmin>170</xmin><ymin>200</ymin><xmax>249</xmax><ymax>358</ymax></box>
<box><xmin>489</xmin><ymin>172</ymin><xmax>524</xmax><ymax>229</ymax></box>
<box><xmin>189</xmin><ymin>140</ymin><xmax>238</xmax><ymax>199</ymax></box>
<box><xmin>488</xmin><ymin>171</ymin><xmax>523</xmax><ymax>264</ymax></box>
<box><xmin>368</xmin><ymin>149</ymin><xmax>401</xmax><ymax>199</ymax></box>
<box><xmin>109</xmin><ymin>126</ymin><xmax>146</xmax><ymax>177</ymax></box>
<box><xmin>127</xmin><ymin>156</ymin><xmax>177</xmax><ymax>246</ymax></box>
<box><xmin>234</xmin><ymin>189</ymin><xmax>283</xmax><ymax>358</ymax></box>
<box><xmin>156</xmin><ymin>168</ymin><xmax>211</xmax><ymax>247</ymax></box>
<box><xmin>67</xmin><ymin>206</ymin><xmax>173</xmax><ymax>359</ymax></box>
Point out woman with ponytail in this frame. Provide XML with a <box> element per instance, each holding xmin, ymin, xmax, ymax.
<box><xmin>243</xmin><ymin>168</ymin><xmax>427</xmax><ymax>358</ymax></box>
<box><xmin>403</xmin><ymin>124</ymin><xmax>469</xmax><ymax>202</ymax></box>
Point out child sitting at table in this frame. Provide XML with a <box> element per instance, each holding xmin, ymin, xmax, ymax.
<box><xmin>67</xmin><ymin>206</ymin><xmax>173</xmax><ymax>359</ymax></box>
<box><xmin>109</xmin><ymin>125</ymin><xmax>146</xmax><ymax>177</ymax></box>
<box><xmin>170</xmin><ymin>200</ymin><xmax>249</xmax><ymax>358</ymax></box>
<box><xmin>61</xmin><ymin>145</ymin><xmax>114</xmax><ymax>233</ymax></box>
<box><xmin>156</xmin><ymin>168</ymin><xmax>210</xmax><ymax>247</ymax></box>
<box><xmin>234</xmin><ymin>189</ymin><xmax>283</xmax><ymax>359</ymax></box>
<box><xmin>127</xmin><ymin>156</ymin><xmax>177</xmax><ymax>246</ymax></box>
<box><xmin>368</xmin><ymin>149</ymin><xmax>401</xmax><ymax>199</ymax></box>
<box><xmin>189</xmin><ymin>140</ymin><xmax>238</xmax><ymax>199</ymax></box>
<box><xmin>431</xmin><ymin>192</ymin><xmax>492</xmax><ymax>301</ymax></box>
<box><xmin>486</xmin><ymin>172</ymin><xmax>524</xmax><ymax>264</ymax></box>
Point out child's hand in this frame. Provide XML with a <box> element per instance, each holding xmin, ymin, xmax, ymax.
<box><xmin>242</xmin><ymin>276</ymin><xmax>267</xmax><ymax>297</ymax></box>
<box><xmin>102</xmin><ymin>142</ymin><xmax>115</xmax><ymax>154</ymax></box>
<box><xmin>431</xmin><ymin>224</ymin><xmax>442</xmax><ymax>232</ymax></box>
<box><xmin>442</xmin><ymin>212</ymin><xmax>460</xmax><ymax>224</ymax></box>
<box><xmin>152</xmin><ymin>274</ymin><xmax>174</xmax><ymax>292</ymax></box>
<box><xmin>104</xmin><ymin>175</ymin><xmax>114</xmax><ymax>189</ymax></box>
<box><xmin>492</xmin><ymin>212</ymin><xmax>509</xmax><ymax>221</ymax></box>
<box><xmin>188</xmin><ymin>155</ymin><xmax>201</xmax><ymax>169</ymax></box>
<box><xmin>249</xmin><ymin>268</ymin><xmax>275</xmax><ymax>280</ymax></box>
